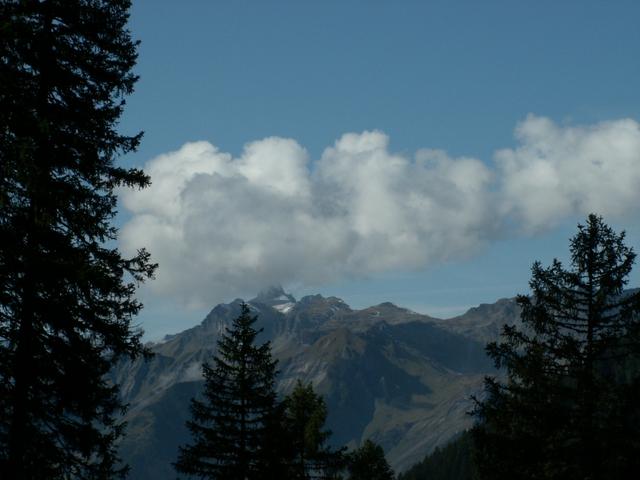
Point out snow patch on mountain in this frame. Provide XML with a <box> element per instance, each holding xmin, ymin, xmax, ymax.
<box><xmin>273</xmin><ymin>302</ymin><xmax>295</xmax><ymax>314</ymax></box>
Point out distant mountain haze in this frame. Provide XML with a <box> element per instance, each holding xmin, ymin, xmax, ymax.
<box><xmin>112</xmin><ymin>287</ymin><xmax>522</xmax><ymax>479</ymax></box>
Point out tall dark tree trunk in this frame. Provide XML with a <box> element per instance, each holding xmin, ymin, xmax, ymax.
<box><xmin>7</xmin><ymin>4</ymin><xmax>53</xmax><ymax>472</ymax></box>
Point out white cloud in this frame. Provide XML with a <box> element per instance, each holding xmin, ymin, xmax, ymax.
<box><xmin>120</xmin><ymin>131</ymin><xmax>494</xmax><ymax>307</ymax></box>
<box><xmin>120</xmin><ymin>117</ymin><xmax>640</xmax><ymax>307</ymax></box>
<box><xmin>497</xmin><ymin>115</ymin><xmax>640</xmax><ymax>232</ymax></box>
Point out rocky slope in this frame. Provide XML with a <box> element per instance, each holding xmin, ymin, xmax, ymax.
<box><xmin>112</xmin><ymin>287</ymin><xmax>521</xmax><ymax>479</ymax></box>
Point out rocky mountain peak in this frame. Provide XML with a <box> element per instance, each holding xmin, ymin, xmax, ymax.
<box><xmin>114</xmin><ymin>291</ymin><xmax>527</xmax><ymax>479</ymax></box>
<box><xmin>250</xmin><ymin>285</ymin><xmax>296</xmax><ymax>308</ymax></box>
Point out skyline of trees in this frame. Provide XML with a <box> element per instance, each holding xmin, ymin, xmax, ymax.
<box><xmin>1</xmin><ymin>5</ymin><xmax>638</xmax><ymax>479</ymax></box>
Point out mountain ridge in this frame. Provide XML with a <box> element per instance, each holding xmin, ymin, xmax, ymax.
<box><xmin>114</xmin><ymin>289</ymin><xmax>521</xmax><ymax>479</ymax></box>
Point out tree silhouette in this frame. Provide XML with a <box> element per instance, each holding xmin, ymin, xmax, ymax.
<box><xmin>472</xmin><ymin>214</ymin><xmax>640</xmax><ymax>479</ymax></box>
<box><xmin>281</xmin><ymin>380</ymin><xmax>346</xmax><ymax>479</ymax></box>
<box><xmin>175</xmin><ymin>303</ymin><xmax>279</xmax><ymax>479</ymax></box>
<box><xmin>347</xmin><ymin>439</ymin><xmax>394</xmax><ymax>480</ymax></box>
<box><xmin>0</xmin><ymin>0</ymin><xmax>155</xmax><ymax>477</ymax></box>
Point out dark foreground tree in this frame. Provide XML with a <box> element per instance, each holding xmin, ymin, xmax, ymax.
<box><xmin>347</xmin><ymin>439</ymin><xmax>394</xmax><ymax>480</ymax></box>
<box><xmin>281</xmin><ymin>380</ymin><xmax>345</xmax><ymax>479</ymax></box>
<box><xmin>0</xmin><ymin>0</ymin><xmax>155</xmax><ymax>478</ymax></box>
<box><xmin>175</xmin><ymin>303</ymin><xmax>279</xmax><ymax>479</ymax></box>
<box><xmin>472</xmin><ymin>214</ymin><xmax>640</xmax><ymax>480</ymax></box>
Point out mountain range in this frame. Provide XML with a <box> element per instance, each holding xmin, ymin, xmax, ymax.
<box><xmin>112</xmin><ymin>286</ymin><xmax>521</xmax><ymax>479</ymax></box>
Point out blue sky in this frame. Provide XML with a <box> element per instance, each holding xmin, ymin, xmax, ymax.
<box><xmin>119</xmin><ymin>1</ymin><xmax>640</xmax><ymax>340</ymax></box>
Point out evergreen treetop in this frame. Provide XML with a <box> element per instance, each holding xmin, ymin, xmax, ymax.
<box><xmin>347</xmin><ymin>439</ymin><xmax>395</xmax><ymax>480</ymax></box>
<box><xmin>175</xmin><ymin>303</ymin><xmax>279</xmax><ymax>480</ymax></box>
<box><xmin>281</xmin><ymin>379</ymin><xmax>346</xmax><ymax>479</ymax></box>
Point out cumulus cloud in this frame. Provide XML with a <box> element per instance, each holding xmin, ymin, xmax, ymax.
<box><xmin>497</xmin><ymin>115</ymin><xmax>640</xmax><ymax>231</ymax></box>
<box><xmin>120</xmin><ymin>131</ymin><xmax>494</xmax><ymax>306</ymax></box>
<box><xmin>120</xmin><ymin>116</ymin><xmax>640</xmax><ymax>307</ymax></box>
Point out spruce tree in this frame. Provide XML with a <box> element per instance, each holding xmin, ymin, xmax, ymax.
<box><xmin>472</xmin><ymin>214</ymin><xmax>640</xmax><ymax>480</ymax></box>
<box><xmin>0</xmin><ymin>1</ymin><xmax>155</xmax><ymax>478</ymax></box>
<box><xmin>281</xmin><ymin>380</ymin><xmax>346</xmax><ymax>479</ymax></box>
<box><xmin>347</xmin><ymin>439</ymin><xmax>394</xmax><ymax>480</ymax></box>
<box><xmin>175</xmin><ymin>303</ymin><xmax>279</xmax><ymax>479</ymax></box>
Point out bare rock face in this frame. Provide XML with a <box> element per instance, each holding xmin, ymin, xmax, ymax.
<box><xmin>113</xmin><ymin>290</ymin><xmax>520</xmax><ymax>479</ymax></box>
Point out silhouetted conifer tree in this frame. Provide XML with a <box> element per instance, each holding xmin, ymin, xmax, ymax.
<box><xmin>347</xmin><ymin>439</ymin><xmax>394</xmax><ymax>480</ymax></box>
<box><xmin>472</xmin><ymin>214</ymin><xmax>640</xmax><ymax>480</ymax></box>
<box><xmin>282</xmin><ymin>380</ymin><xmax>346</xmax><ymax>479</ymax></box>
<box><xmin>0</xmin><ymin>1</ymin><xmax>155</xmax><ymax>478</ymax></box>
<box><xmin>175</xmin><ymin>303</ymin><xmax>279</xmax><ymax>479</ymax></box>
